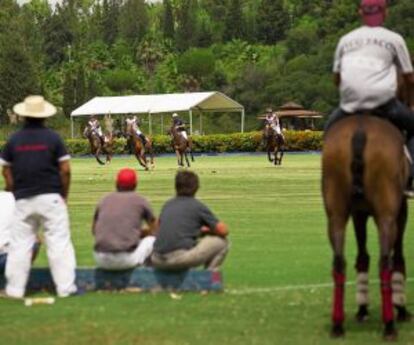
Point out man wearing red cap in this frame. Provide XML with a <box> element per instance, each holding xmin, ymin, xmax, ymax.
<box><xmin>325</xmin><ymin>0</ymin><xmax>414</xmax><ymax>193</ymax></box>
<box><xmin>92</xmin><ymin>168</ymin><xmax>157</xmax><ymax>270</ymax></box>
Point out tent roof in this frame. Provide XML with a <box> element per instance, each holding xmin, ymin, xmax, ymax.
<box><xmin>71</xmin><ymin>92</ymin><xmax>243</xmax><ymax>117</ymax></box>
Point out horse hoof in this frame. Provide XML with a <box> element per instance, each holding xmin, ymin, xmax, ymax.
<box><xmin>383</xmin><ymin>321</ymin><xmax>397</xmax><ymax>341</ymax></box>
<box><xmin>355</xmin><ymin>305</ymin><xmax>369</xmax><ymax>322</ymax></box>
<box><xmin>330</xmin><ymin>324</ymin><xmax>345</xmax><ymax>338</ymax></box>
<box><xmin>395</xmin><ymin>306</ymin><xmax>412</xmax><ymax>322</ymax></box>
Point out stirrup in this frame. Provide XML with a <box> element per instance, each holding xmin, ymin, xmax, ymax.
<box><xmin>404</xmin><ymin>188</ymin><xmax>414</xmax><ymax>198</ymax></box>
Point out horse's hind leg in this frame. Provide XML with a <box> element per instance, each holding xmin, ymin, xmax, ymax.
<box><xmin>327</xmin><ymin>214</ymin><xmax>349</xmax><ymax>337</ymax></box>
<box><xmin>353</xmin><ymin>211</ymin><xmax>370</xmax><ymax>322</ymax></box>
<box><xmin>392</xmin><ymin>200</ymin><xmax>411</xmax><ymax>322</ymax></box>
<box><xmin>375</xmin><ymin>215</ymin><xmax>398</xmax><ymax>340</ymax></box>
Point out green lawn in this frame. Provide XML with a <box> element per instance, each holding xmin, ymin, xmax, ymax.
<box><xmin>1</xmin><ymin>154</ymin><xmax>414</xmax><ymax>345</ymax></box>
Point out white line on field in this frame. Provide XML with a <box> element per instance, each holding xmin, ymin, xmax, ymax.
<box><xmin>226</xmin><ymin>277</ymin><xmax>414</xmax><ymax>295</ymax></box>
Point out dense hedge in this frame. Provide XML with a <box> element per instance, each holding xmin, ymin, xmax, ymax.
<box><xmin>0</xmin><ymin>131</ymin><xmax>323</xmax><ymax>154</ymax></box>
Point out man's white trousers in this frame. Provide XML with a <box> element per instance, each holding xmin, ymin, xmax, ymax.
<box><xmin>5</xmin><ymin>194</ymin><xmax>77</xmax><ymax>298</ymax></box>
<box><xmin>94</xmin><ymin>236</ymin><xmax>155</xmax><ymax>270</ymax></box>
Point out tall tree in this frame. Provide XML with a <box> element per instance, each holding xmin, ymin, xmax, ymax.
<box><xmin>102</xmin><ymin>0</ymin><xmax>120</xmax><ymax>45</ymax></box>
<box><xmin>118</xmin><ymin>0</ymin><xmax>148</xmax><ymax>47</ymax></box>
<box><xmin>42</xmin><ymin>3</ymin><xmax>74</xmax><ymax>66</ymax></box>
<box><xmin>162</xmin><ymin>0</ymin><xmax>175</xmax><ymax>40</ymax></box>
<box><xmin>62</xmin><ymin>69</ymin><xmax>76</xmax><ymax>117</ymax></box>
<box><xmin>257</xmin><ymin>0</ymin><xmax>290</xmax><ymax>44</ymax></box>
<box><xmin>175</xmin><ymin>0</ymin><xmax>197</xmax><ymax>52</ymax></box>
<box><xmin>0</xmin><ymin>41</ymin><xmax>39</xmax><ymax>118</ymax></box>
<box><xmin>224</xmin><ymin>0</ymin><xmax>244</xmax><ymax>41</ymax></box>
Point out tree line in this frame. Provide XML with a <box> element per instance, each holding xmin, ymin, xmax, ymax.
<box><xmin>0</xmin><ymin>0</ymin><xmax>412</xmax><ymax>132</ymax></box>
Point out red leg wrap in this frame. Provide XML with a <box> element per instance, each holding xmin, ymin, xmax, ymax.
<box><xmin>332</xmin><ymin>271</ymin><xmax>345</xmax><ymax>324</ymax></box>
<box><xmin>380</xmin><ymin>269</ymin><xmax>394</xmax><ymax>323</ymax></box>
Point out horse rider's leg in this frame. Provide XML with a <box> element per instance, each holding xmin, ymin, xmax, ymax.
<box><xmin>352</xmin><ymin>211</ymin><xmax>370</xmax><ymax>322</ymax></box>
<box><xmin>375</xmin><ymin>214</ymin><xmax>398</xmax><ymax>340</ymax></box>
<box><xmin>324</xmin><ymin>108</ymin><xmax>348</xmax><ymax>133</ymax></box>
<box><xmin>392</xmin><ymin>200</ymin><xmax>411</xmax><ymax>322</ymax></box>
<box><xmin>139</xmin><ymin>133</ymin><xmax>147</xmax><ymax>145</ymax></box>
<box><xmin>374</xmin><ymin>99</ymin><xmax>414</xmax><ymax>191</ymax></box>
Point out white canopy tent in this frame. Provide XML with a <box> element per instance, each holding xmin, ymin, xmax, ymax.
<box><xmin>70</xmin><ymin>91</ymin><xmax>245</xmax><ymax>138</ymax></box>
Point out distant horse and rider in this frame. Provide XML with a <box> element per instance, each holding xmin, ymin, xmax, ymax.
<box><xmin>83</xmin><ymin>115</ymin><xmax>113</xmax><ymax>165</ymax></box>
<box><xmin>322</xmin><ymin>1</ymin><xmax>414</xmax><ymax>339</ymax></box>
<box><xmin>125</xmin><ymin>115</ymin><xmax>155</xmax><ymax>170</ymax></box>
<box><xmin>169</xmin><ymin>113</ymin><xmax>194</xmax><ymax>167</ymax></box>
<box><xmin>262</xmin><ymin>108</ymin><xmax>285</xmax><ymax>165</ymax></box>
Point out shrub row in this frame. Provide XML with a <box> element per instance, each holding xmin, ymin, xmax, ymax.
<box><xmin>0</xmin><ymin>131</ymin><xmax>323</xmax><ymax>155</ymax></box>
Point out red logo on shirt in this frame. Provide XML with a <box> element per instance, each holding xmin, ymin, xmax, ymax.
<box><xmin>15</xmin><ymin>144</ymin><xmax>48</xmax><ymax>152</ymax></box>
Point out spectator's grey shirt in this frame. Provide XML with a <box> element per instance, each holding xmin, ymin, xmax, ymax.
<box><xmin>333</xmin><ymin>26</ymin><xmax>413</xmax><ymax>113</ymax></box>
<box><xmin>94</xmin><ymin>191</ymin><xmax>155</xmax><ymax>253</ymax></box>
<box><xmin>154</xmin><ymin>196</ymin><xmax>219</xmax><ymax>254</ymax></box>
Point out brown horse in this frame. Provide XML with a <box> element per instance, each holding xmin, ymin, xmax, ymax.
<box><xmin>83</xmin><ymin>126</ymin><xmax>113</xmax><ymax>165</ymax></box>
<box><xmin>322</xmin><ymin>115</ymin><xmax>411</xmax><ymax>339</ymax></box>
<box><xmin>263</xmin><ymin>125</ymin><xmax>285</xmax><ymax>165</ymax></box>
<box><xmin>125</xmin><ymin>123</ymin><xmax>154</xmax><ymax>170</ymax></box>
<box><xmin>169</xmin><ymin>126</ymin><xmax>194</xmax><ymax>167</ymax></box>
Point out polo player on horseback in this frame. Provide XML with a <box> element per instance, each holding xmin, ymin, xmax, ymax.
<box><xmin>87</xmin><ymin>115</ymin><xmax>105</xmax><ymax>146</ymax></box>
<box><xmin>172</xmin><ymin>113</ymin><xmax>188</xmax><ymax>140</ymax></box>
<box><xmin>264</xmin><ymin>108</ymin><xmax>283</xmax><ymax>136</ymax></box>
<box><xmin>325</xmin><ymin>0</ymin><xmax>414</xmax><ymax>195</ymax></box>
<box><xmin>126</xmin><ymin>115</ymin><xmax>147</xmax><ymax>145</ymax></box>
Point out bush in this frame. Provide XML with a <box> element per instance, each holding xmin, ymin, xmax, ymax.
<box><xmin>0</xmin><ymin>131</ymin><xmax>323</xmax><ymax>155</ymax></box>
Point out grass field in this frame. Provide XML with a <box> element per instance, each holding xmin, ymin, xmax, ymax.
<box><xmin>1</xmin><ymin>154</ymin><xmax>414</xmax><ymax>345</ymax></box>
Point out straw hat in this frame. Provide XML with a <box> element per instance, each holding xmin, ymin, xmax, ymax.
<box><xmin>13</xmin><ymin>95</ymin><xmax>56</xmax><ymax>118</ymax></box>
<box><xmin>172</xmin><ymin>113</ymin><xmax>178</xmax><ymax>117</ymax></box>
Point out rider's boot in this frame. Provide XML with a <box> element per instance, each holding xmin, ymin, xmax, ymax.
<box><xmin>404</xmin><ymin>137</ymin><xmax>414</xmax><ymax>198</ymax></box>
<box><xmin>139</xmin><ymin>134</ymin><xmax>147</xmax><ymax>146</ymax></box>
<box><xmin>100</xmin><ymin>135</ymin><xmax>105</xmax><ymax>147</ymax></box>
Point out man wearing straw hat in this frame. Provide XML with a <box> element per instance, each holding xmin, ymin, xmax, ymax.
<box><xmin>0</xmin><ymin>95</ymin><xmax>77</xmax><ymax>298</ymax></box>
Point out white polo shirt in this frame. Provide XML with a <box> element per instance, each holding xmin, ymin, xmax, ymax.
<box><xmin>0</xmin><ymin>192</ymin><xmax>15</xmax><ymax>254</ymax></box>
<box><xmin>333</xmin><ymin>26</ymin><xmax>413</xmax><ymax>113</ymax></box>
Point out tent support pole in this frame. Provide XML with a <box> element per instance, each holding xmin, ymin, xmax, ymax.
<box><xmin>161</xmin><ymin>114</ymin><xmax>164</xmax><ymax>134</ymax></box>
<box><xmin>71</xmin><ymin>117</ymin><xmax>74</xmax><ymax>138</ymax></box>
<box><xmin>189</xmin><ymin>109</ymin><xmax>193</xmax><ymax>135</ymax></box>
<box><xmin>200</xmin><ymin>112</ymin><xmax>202</xmax><ymax>135</ymax></box>
<box><xmin>241</xmin><ymin>108</ymin><xmax>245</xmax><ymax>133</ymax></box>
<box><xmin>149</xmin><ymin>113</ymin><xmax>152</xmax><ymax>135</ymax></box>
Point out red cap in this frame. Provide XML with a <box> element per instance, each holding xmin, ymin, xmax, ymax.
<box><xmin>116</xmin><ymin>168</ymin><xmax>137</xmax><ymax>190</ymax></box>
<box><xmin>360</xmin><ymin>0</ymin><xmax>386</xmax><ymax>27</ymax></box>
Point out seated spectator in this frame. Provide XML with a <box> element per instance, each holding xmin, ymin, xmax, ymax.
<box><xmin>93</xmin><ymin>168</ymin><xmax>157</xmax><ymax>270</ymax></box>
<box><xmin>151</xmin><ymin>171</ymin><xmax>229</xmax><ymax>271</ymax></box>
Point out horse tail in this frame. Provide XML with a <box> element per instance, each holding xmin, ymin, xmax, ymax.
<box><xmin>350</xmin><ymin>124</ymin><xmax>367</xmax><ymax>199</ymax></box>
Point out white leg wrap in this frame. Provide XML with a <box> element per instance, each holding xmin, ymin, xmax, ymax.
<box><xmin>392</xmin><ymin>272</ymin><xmax>406</xmax><ymax>306</ymax></box>
<box><xmin>356</xmin><ymin>272</ymin><xmax>369</xmax><ymax>306</ymax></box>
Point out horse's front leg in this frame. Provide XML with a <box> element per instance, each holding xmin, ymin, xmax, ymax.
<box><xmin>267</xmin><ymin>147</ymin><xmax>273</xmax><ymax>163</ymax></box>
<box><xmin>175</xmin><ymin>149</ymin><xmax>182</xmax><ymax>167</ymax></box>
<box><xmin>184</xmin><ymin>151</ymin><xmax>190</xmax><ymax>167</ymax></box>
<box><xmin>353</xmin><ymin>211</ymin><xmax>370</xmax><ymax>322</ymax></box>
<box><xmin>393</xmin><ymin>200</ymin><xmax>411</xmax><ymax>322</ymax></box>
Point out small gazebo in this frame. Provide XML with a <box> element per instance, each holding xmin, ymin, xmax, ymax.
<box><xmin>258</xmin><ymin>102</ymin><xmax>323</xmax><ymax>130</ymax></box>
<box><xmin>276</xmin><ymin>102</ymin><xmax>323</xmax><ymax>130</ymax></box>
